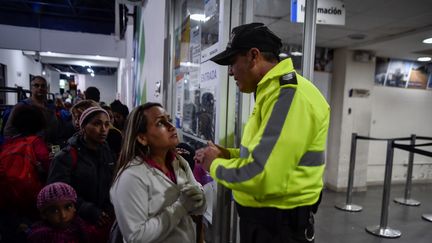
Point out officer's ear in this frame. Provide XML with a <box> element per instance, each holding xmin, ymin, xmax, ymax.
<box><xmin>249</xmin><ymin>48</ymin><xmax>260</xmax><ymax>61</ymax></box>
<box><xmin>248</xmin><ymin>48</ymin><xmax>261</xmax><ymax>68</ymax></box>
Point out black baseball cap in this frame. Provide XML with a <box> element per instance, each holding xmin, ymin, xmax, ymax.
<box><xmin>210</xmin><ymin>22</ymin><xmax>282</xmax><ymax>66</ymax></box>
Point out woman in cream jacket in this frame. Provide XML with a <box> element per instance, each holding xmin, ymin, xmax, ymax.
<box><xmin>110</xmin><ymin>102</ymin><xmax>205</xmax><ymax>243</ymax></box>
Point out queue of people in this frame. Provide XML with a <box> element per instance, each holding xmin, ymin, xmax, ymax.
<box><xmin>0</xmin><ymin>77</ymin><xmax>207</xmax><ymax>243</ymax></box>
<box><xmin>0</xmin><ymin>22</ymin><xmax>330</xmax><ymax>243</ymax></box>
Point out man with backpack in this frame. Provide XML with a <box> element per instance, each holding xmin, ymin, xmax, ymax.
<box><xmin>0</xmin><ymin>104</ymin><xmax>51</xmax><ymax>243</ymax></box>
<box><xmin>3</xmin><ymin>76</ymin><xmax>59</xmax><ymax>145</ymax></box>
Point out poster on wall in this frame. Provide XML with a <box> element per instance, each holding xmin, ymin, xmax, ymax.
<box><xmin>175</xmin><ymin>79</ymin><xmax>184</xmax><ymax>128</ymax></box>
<box><xmin>198</xmin><ymin>60</ymin><xmax>218</xmax><ymax>142</ymax></box>
<box><xmin>200</xmin><ymin>0</ymin><xmax>220</xmax><ymax>62</ymax></box>
<box><xmin>175</xmin><ymin>65</ymin><xmax>200</xmax><ymax>137</ymax></box>
<box><xmin>374</xmin><ymin>57</ymin><xmax>432</xmax><ymax>90</ymax></box>
<box><xmin>407</xmin><ymin>63</ymin><xmax>429</xmax><ymax>89</ymax></box>
<box><xmin>190</xmin><ymin>21</ymin><xmax>201</xmax><ymax>64</ymax></box>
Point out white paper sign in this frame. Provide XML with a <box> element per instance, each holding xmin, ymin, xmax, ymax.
<box><xmin>291</xmin><ymin>0</ymin><xmax>345</xmax><ymax>26</ymax></box>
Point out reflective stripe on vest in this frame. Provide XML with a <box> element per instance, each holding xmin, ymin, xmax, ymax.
<box><xmin>216</xmin><ymin>87</ymin><xmax>295</xmax><ymax>183</ymax></box>
<box><xmin>299</xmin><ymin>151</ymin><xmax>325</xmax><ymax>166</ymax></box>
<box><xmin>240</xmin><ymin>145</ymin><xmax>324</xmax><ymax>166</ymax></box>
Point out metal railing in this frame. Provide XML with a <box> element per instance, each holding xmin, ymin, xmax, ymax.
<box><xmin>335</xmin><ymin>133</ymin><xmax>432</xmax><ymax>238</ymax></box>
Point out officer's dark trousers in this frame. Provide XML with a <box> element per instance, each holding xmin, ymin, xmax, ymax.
<box><xmin>236</xmin><ymin>203</ymin><xmax>315</xmax><ymax>243</ymax></box>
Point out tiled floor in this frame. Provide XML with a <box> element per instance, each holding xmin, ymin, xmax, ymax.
<box><xmin>315</xmin><ymin>184</ymin><xmax>432</xmax><ymax>243</ymax></box>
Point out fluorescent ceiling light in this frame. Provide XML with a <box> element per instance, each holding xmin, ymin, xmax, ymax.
<box><xmin>39</xmin><ymin>51</ymin><xmax>120</xmax><ymax>62</ymax></box>
<box><xmin>22</xmin><ymin>50</ymin><xmax>36</xmax><ymax>55</ymax></box>
<box><xmin>422</xmin><ymin>38</ymin><xmax>432</xmax><ymax>44</ymax></box>
<box><xmin>290</xmin><ymin>51</ymin><xmax>303</xmax><ymax>56</ymax></box>
<box><xmin>279</xmin><ymin>53</ymin><xmax>289</xmax><ymax>59</ymax></box>
<box><xmin>180</xmin><ymin>62</ymin><xmax>200</xmax><ymax>68</ymax></box>
<box><xmin>417</xmin><ymin>57</ymin><xmax>431</xmax><ymax>62</ymax></box>
<box><xmin>190</xmin><ymin>14</ymin><xmax>210</xmax><ymax>22</ymax></box>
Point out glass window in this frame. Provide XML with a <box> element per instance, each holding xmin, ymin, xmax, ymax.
<box><xmin>172</xmin><ymin>0</ymin><xmax>221</xmax><ymax>148</ymax></box>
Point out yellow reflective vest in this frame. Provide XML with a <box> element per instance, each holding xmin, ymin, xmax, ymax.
<box><xmin>210</xmin><ymin>58</ymin><xmax>330</xmax><ymax>209</ymax></box>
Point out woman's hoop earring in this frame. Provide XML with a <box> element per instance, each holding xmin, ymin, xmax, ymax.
<box><xmin>144</xmin><ymin>145</ymin><xmax>151</xmax><ymax>156</ymax></box>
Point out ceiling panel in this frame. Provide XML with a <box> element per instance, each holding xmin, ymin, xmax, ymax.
<box><xmin>345</xmin><ymin>14</ymin><xmax>397</xmax><ymax>32</ymax></box>
<box><xmin>365</xmin><ymin>0</ymin><xmax>432</xmax><ymax>19</ymax></box>
<box><xmin>254</xmin><ymin>0</ymin><xmax>432</xmax><ymax>61</ymax></box>
<box><xmin>254</xmin><ymin>0</ymin><xmax>290</xmax><ymax>18</ymax></box>
<box><xmin>343</xmin><ymin>0</ymin><xmax>386</xmax><ymax>14</ymax></box>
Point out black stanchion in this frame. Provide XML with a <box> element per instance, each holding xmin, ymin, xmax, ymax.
<box><xmin>393</xmin><ymin>137</ymin><xmax>432</xmax><ymax>222</ymax></box>
<box><xmin>335</xmin><ymin>133</ymin><xmax>363</xmax><ymax>212</ymax></box>
<box><xmin>366</xmin><ymin>139</ymin><xmax>401</xmax><ymax>238</ymax></box>
<box><xmin>394</xmin><ymin>134</ymin><xmax>420</xmax><ymax>206</ymax></box>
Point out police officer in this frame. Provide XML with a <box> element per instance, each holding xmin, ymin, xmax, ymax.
<box><xmin>194</xmin><ymin>23</ymin><xmax>330</xmax><ymax>243</ymax></box>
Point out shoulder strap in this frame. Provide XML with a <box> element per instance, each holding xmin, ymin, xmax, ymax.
<box><xmin>69</xmin><ymin>146</ymin><xmax>78</xmax><ymax>170</ymax></box>
<box><xmin>26</xmin><ymin>135</ymin><xmax>39</xmax><ymax>143</ymax></box>
<box><xmin>20</xmin><ymin>99</ymin><xmax>31</xmax><ymax>105</ymax></box>
<box><xmin>279</xmin><ymin>72</ymin><xmax>298</xmax><ymax>86</ymax></box>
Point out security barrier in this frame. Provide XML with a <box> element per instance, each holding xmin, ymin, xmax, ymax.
<box><xmin>393</xmin><ymin>135</ymin><xmax>430</xmax><ymax>206</ymax></box>
<box><xmin>334</xmin><ymin>133</ymin><xmax>363</xmax><ymax>212</ymax></box>
<box><xmin>365</xmin><ymin>139</ymin><xmax>403</xmax><ymax>238</ymax></box>
<box><xmin>365</xmin><ymin>136</ymin><xmax>432</xmax><ymax>238</ymax></box>
<box><xmin>334</xmin><ymin>133</ymin><xmax>432</xmax><ymax>238</ymax></box>
<box><xmin>392</xmin><ymin>137</ymin><xmax>432</xmax><ymax>223</ymax></box>
<box><xmin>335</xmin><ymin>134</ymin><xmax>410</xmax><ymax>213</ymax></box>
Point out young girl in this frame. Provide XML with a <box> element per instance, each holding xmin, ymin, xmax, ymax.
<box><xmin>110</xmin><ymin>102</ymin><xmax>206</xmax><ymax>242</ymax></box>
<box><xmin>28</xmin><ymin>182</ymin><xmax>95</xmax><ymax>243</ymax></box>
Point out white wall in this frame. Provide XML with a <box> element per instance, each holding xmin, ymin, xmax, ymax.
<box><xmin>140</xmin><ymin>0</ymin><xmax>166</xmax><ymax>104</ymax></box>
<box><xmin>84</xmin><ymin>74</ymin><xmax>117</xmax><ymax>104</ymax></box>
<box><xmin>327</xmin><ymin>48</ymin><xmax>377</xmax><ymax>191</ymax></box>
<box><xmin>367</xmin><ymin>87</ymin><xmax>432</xmax><ymax>184</ymax></box>
<box><xmin>0</xmin><ymin>49</ymin><xmax>42</xmax><ymax>89</ymax></box>
<box><xmin>117</xmin><ymin>24</ymin><xmax>134</xmax><ymax>110</ymax></box>
<box><xmin>0</xmin><ymin>49</ymin><xmax>42</xmax><ymax>105</ymax></box>
<box><xmin>313</xmin><ymin>71</ymin><xmax>331</xmax><ymax>102</ymax></box>
<box><xmin>327</xmin><ymin>48</ymin><xmax>432</xmax><ymax>191</ymax></box>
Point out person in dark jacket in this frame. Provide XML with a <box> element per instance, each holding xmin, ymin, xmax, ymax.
<box><xmin>0</xmin><ymin>104</ymin><xmax>50</xmax><ymax>243</ymax></box>
<box><xmin>110</xmin><ymin>100</ymin><xmax>129</xmax><ymax>131</ymax></box>
<box><xmin>47</xmin><ymin>106</ymin><xmax>115</xmax><ymax>242</ymax></box>
<box><xmin>84</xmin><ymin>86</ymin><xmax>100</xmax><ymax>103</ymax></box>
<box><xmin>101</xmin><ymin>105</ymin><xmax>122</xmax><ymax>160</ymax></box>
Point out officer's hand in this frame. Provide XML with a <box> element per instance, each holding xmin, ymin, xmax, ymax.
<box><xmin>194</xmin><ymin>141</ymin><xmax>227</xmax><ymax>171</ymax></box>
